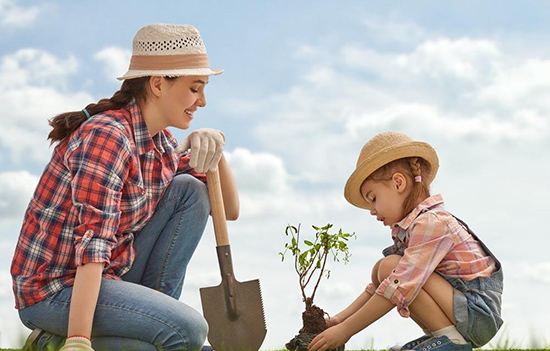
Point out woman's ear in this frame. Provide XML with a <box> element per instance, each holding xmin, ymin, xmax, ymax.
<box><xmin>392</xmin><ymin>172</ymin><xmax>408</xmax><ymax>194</ymax></box>
<box><xmin>148</xmin><ymin>76</ymin><xmax>163</xmax><ymax>98</ymax></box>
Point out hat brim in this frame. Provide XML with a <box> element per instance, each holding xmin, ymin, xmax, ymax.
<box><xmin>344</xmin><ymin>142</ymin><xmax>439</xmax><ymax>209</ymax></box>
<box><xmin>117</xmin><ymin>67</ymin><xmax>224</xmax><ymax>81</ymax></box>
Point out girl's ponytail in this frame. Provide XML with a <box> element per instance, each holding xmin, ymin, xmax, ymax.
<box><xmin>47</xmin><ymin>77</ymin><xmax>150</xmax><ymax>144</ymax></box>
<box><xmin>402</xmin><ymin>157</ymin><xmax>431</xmax><ymax>216</ymax></box>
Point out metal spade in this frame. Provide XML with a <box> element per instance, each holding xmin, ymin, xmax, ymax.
<box><xmin>200</xmin><ymin>169</ymin><xmax>267</xmax><ymax>351</ymax></box>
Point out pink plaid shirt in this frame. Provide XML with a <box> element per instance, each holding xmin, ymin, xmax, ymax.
<box><xmin>365</xmin><ymin>194</ymin><xmax>496</xmax><ymax>317</ymax></box>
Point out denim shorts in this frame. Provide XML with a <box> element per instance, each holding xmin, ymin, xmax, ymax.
<box><xmin>442</xmin><ymin>267</ymin><xmax>503</xmax><ymax>348</ymax></box>
<box><xmin>438</xmin><ymin>219</ymin><xmax>504</xmax><ymax>348</ymax></box>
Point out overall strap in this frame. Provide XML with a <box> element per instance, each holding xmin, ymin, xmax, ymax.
<box><xmin>451</xmin><ymin>215</ymin><xmax>502</xmax><ymax>270</ymax></box>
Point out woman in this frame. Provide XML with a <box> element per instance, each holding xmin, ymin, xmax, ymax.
<box><xmin>11</xmin><ymin>23</ymin><xmax>238</xmax><ymax>351</ymax></box>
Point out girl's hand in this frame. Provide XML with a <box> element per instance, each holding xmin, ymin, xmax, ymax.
<box><xmin>325</xmin><ymin>315</ymin><xmax>341</xmax><ymax>327</ymax></box>
<box><xmin>59</xmin><ymin>337</ymin><xmax>94</xmax><ymax>351</ymax></box>
<box><xmin>308</xmin><ymin>324</ymin><xmax>352</xmax><ymax>351</ymax></box>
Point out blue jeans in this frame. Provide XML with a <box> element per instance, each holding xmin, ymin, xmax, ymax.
<box><xmin>19</xmin><ymin>174</ymin><xmax>211</xmax><ymax>351</ymax></box>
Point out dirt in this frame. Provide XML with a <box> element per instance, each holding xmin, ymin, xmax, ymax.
<box><xmin>285</xmin><ymin>298</ymin><xmax>344</xmax><ymax>351</ymax></box>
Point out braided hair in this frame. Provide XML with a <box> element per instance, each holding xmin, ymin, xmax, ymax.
<box><xmin>47</xmin><ymin>76</ymin><xmax>172</xmax><ymax>144</ymax></box>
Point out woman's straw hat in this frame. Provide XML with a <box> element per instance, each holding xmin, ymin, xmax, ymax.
<box><xmin>118</xmin><ymin>23</ymin><xmax>223</xmax><ymax>80</ymax></box>
<box><xmin>344</xmin><ymin>132</ymin><xmax>439</xmax><ymax>209</ymax></box>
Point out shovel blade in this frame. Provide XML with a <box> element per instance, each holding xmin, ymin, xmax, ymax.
<box><xmin>200</xmin><ymin>279</ymin><xmax>266</xmax><ymax>351</ymax></box>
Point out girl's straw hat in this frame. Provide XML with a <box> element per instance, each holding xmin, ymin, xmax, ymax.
<box><xmin>344</xmin><ymin>132</ymin><xmax>439</xmax><ymax>209</ymax></box>
<box><xmin>118</xmin><ymin>23</ymin><xmax>223</xmax><ymax>80</ymax></box>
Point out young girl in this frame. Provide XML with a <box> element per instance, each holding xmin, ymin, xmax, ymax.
<box><xmin>11</xmin><ymin>24</ymin><xmax>238</xmax><ymax>351</ymax></box>
<box><xmin>309</xmin><ymin>132</ymin><xmax>503</xmax><ymax>351</ymax></box>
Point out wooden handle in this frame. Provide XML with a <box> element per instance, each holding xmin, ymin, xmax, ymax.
<box><xmin>206</xmin><ymin>169</ymin><xmax>229</xmax><ymax>246</ymax></box>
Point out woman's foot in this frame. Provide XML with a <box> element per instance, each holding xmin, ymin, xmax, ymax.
<box><xmin>22</xmin><ymin>329</ymin><xmax>45</xmax><ymax>351</ymax></box>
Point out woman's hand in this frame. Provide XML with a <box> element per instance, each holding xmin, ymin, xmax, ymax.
<box><xmin>308</xmin><ymin>324</ymin><xmax>352</xmax><ymax>351</ymax></box>
<box><xmin>175</xmin><ymin>128</ymin><xmax>225</xmax><ymax>173</ymax></box>
<box><xmin>59</xmin><ymin>337</ymin><xmax>94</xmax><ymax>351</ymax></box>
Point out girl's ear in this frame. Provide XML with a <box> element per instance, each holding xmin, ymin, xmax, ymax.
<box><xmin>392</xmin><ymin>172</ymin><xmax>408</xmax><ymax>194</ymax></box>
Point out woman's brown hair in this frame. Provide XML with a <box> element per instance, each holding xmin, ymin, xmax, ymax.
<box><xmin>367</xmin><ymin>157</ymin><xmax>432</xmax><ymax>217</ymax></box>
<box><xmin>47</xmin><ymin>76</ymin><xmax>162</xmax><ymax>144</ymax></box>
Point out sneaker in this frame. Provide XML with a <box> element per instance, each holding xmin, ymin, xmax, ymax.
<box><xmin>410</xmin><ymin>335</ymin><xmax>472</xmax><ymax>351</ymax></box>
<box><xmin>22</xmin><ymin>329</ymin><xmax>45</xmax><ymax>351</ymax></box>
<box><xmin>389</xmin><ymin>335</ymin><xmax>431</xmax><ymax>351</ymax></box>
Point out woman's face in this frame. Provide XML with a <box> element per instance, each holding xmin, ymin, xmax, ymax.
<box><xmin>157</xmin><ymin>75</ymin><xmax>209</xmax><ymax>131</ymax></box>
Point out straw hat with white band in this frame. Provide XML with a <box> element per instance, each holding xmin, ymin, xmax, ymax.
<box><xmin>118</xmin><ymin>23</ymin><xmax>223</xmax><ymax>80</ymax></box>
<box><xmin>344</xmin><ymin>132</ymin><xmax>439</xmax><ymax>210</ymax></box>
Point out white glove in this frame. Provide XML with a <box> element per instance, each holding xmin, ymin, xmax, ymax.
<box><xmin>59</xmin><ymin>337</ymin><xmax>94</xmax><ymax>351</ymax></box>
<box><xmin>175</xmin><ymin>128</ymin><xmax>225</xmax><ymax>173</ymax></box>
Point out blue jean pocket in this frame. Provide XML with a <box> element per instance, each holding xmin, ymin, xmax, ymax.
<box><xmin>468</xmin><ymin>292</ymin><xmax>504</xmax><ymax>347</ymax></box>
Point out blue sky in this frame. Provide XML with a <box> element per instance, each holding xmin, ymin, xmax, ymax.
<box><xmin>1</xmin><ymin>0</ymin><xmax>550</xmax><ymax>349</ymax></box>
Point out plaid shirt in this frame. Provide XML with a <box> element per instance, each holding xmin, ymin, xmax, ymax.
<box><xmin>11</xmin><ymin>100</ymin><xmax>206</xmax><ymax>309</ymax></box>
<box><xmin>365</xmin><ymin>194</ymin><xmax>497</xmax><ymax>317</ymax></box>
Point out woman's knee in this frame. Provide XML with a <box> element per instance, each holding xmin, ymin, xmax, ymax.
<box><xmin>377</xmin><ymin>255</ymin><xmax>401</xmax><ymax>283</ymax></box>
<box><xmin>170</xmin><ymin>174</ymin><xmax>210</xmax><ymax>213</ymax></box>
<box><xmin>177</xmin><ymin>310</ymin><xmax>208</xmax><ymax>350</ymax></box>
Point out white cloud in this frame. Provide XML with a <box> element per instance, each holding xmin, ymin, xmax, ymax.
<box><xmin>0</xmin><ymin>171</ymin><xmax>38</xmax><ymax>220</ymax></box>
<box><xmin>0</xmin><ymin>49</ymin><xmax>94</xmax><ymax>164</ymax></box>
<box><xmin>518</xmin><ymin>261</ymin><xmax>550</xmax><ymax>284</ymax></box>
<box><xmin>225</xmin><ymin>147</ymin><xmax>291</xmax><ymax>194</ymax></box>
<box><xmin>0</xmin><ymin>0</ymin><xmax>44</xmax><ymax>28</ymax></box>
<box><xmin>94</xmin><ymin>46</ymin><xmax>132</xmax><ymax>82</ymax></box>
<box><xmin>362</xmin><ymin>17</ymin><xmax>427</xmax><ymax>46</ymax></box>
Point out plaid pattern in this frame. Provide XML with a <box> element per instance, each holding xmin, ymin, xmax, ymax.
<box><xmin>365</xmin><ymin>194</ymin><xmax>497</xmax><ymax>317</ymax></box>
<box><xmin>11</xmin><ymin>100</ymin><xmax>206</xmax><ymax>309</ymax></box>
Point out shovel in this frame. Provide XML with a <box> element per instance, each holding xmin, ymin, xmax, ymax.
<box><xmin>200</xmin><ymin>169</ymin><xmax>267</xmax><ymax>351</ymax></box>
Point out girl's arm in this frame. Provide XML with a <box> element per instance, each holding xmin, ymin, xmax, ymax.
<box><xmin>67</xmin><ymin>262</ymin><xmax>104</xmax><ymax>338</ymax></box>
<box><xmin>309</xmin><ymin>294</ymin><xmax>394</xmax><ymax>351</ymax></box>
<box><xmin>330</xmin><ymin>291</ymin><xmax>372</xmax><ymax>324</ymax></box>
<box><xmin>217</xmin><ymin>154</ymin><xmax>239</xmax><ymax>220</ymax></box>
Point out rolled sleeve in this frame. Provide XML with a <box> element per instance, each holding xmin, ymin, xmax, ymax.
<box><xmin>376</xmin><ymin>276</ymin><xmax>410</xmax><ymax>317</ymax></box>
<box><xmin>66</xmin><ymin>125</ymin><xmax>131</xmax><ymax>267</ymax></box>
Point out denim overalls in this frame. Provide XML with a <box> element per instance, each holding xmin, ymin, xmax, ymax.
<box><xmin>442</xmin><ymin>216</ymin><xmax>504</xmax><ymax>348</ymax></box>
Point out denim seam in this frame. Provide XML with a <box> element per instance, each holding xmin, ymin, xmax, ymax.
<box><xmin>94</xmin><ymin>301</ymin><xmax>189</xmax><ymax>350</ymax></box>
<box><xmin>43</xmin><ymin>288</ymin><xmax>189</xmax><ymax>350</ymax></box>
<box><xmin>154</xmin><ymin>196</ymin><xmax>186</xmax><ymax>293</ymax></box>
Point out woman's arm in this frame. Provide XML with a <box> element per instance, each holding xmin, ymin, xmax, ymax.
<box><xmin>217</xmin><ymin>154</ymin><xmax>239</xmax><ymax>221</ymax></box>
<box><xmin>67</xmin><ymin>262</ymin><xmax>104</xmax><ymax>338</ymax></box>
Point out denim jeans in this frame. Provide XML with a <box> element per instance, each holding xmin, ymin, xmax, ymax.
<box><xmin>19</xmin><ymin>174</ymin><xmax>211</xmax><ymax>351</ymax></box>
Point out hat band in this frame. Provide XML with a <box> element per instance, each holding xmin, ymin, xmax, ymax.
<box><xmin>128</xmin><ymin>53</ymin><xmax>210</xmax><ymax>70</ymax></box>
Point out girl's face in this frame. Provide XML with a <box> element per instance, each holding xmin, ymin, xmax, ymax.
<box><xmin>360</xmin><ymin>173</ymin><xmax>410</xmax><ymax>227</ymax></box>
<box><xmin>157</xmin><ymin>75</ymin><xmax>209</xmax><ymax>131</ymax></box>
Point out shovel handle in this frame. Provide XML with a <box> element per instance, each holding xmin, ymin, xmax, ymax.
<box><xmin>206</xmin><ymin>169</ymin><xmax>230</xmax><ymax>246</ymax></box>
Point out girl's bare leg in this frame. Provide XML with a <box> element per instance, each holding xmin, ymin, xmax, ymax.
<box><xmin>377</xmin><ymin>255</ymin><xmax>455</xmax><ymax>332</ymax></box>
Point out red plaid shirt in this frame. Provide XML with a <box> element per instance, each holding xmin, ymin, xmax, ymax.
<box><xmin>365</xmin><ymin>194</ymin><xmax>497</xmax><ymax>317</ymax></box>
<box><xmin>11</xmin><ymin>100</ymin><xmax>206</xmax><ymax>309</ymax></box>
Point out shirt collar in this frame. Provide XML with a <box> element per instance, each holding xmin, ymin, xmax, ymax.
<box><xmin>125</xmin><ymin>99</ymin><xmax>174</xmax><ymax>155</ymax></box>
<box><xmin>393</xmin><ymin>194</ymin><xmax>445</xmax><ymax>230</ymax></box>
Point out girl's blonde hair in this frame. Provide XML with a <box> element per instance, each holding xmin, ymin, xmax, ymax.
<box><xmin>366</xmin><ymin>157</ymin><xmax>432</xmax><ymax>217</ymax></box>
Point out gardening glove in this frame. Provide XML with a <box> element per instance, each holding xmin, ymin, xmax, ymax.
<box><xmin>59</xmin><ymin>337</ymin><xmax>94</xmax><ymax>351</ymax></box>
<box><xmin>175</xmin><ymin>128</ymin><xmax>225</xmax><ymax>173</ymax></box>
